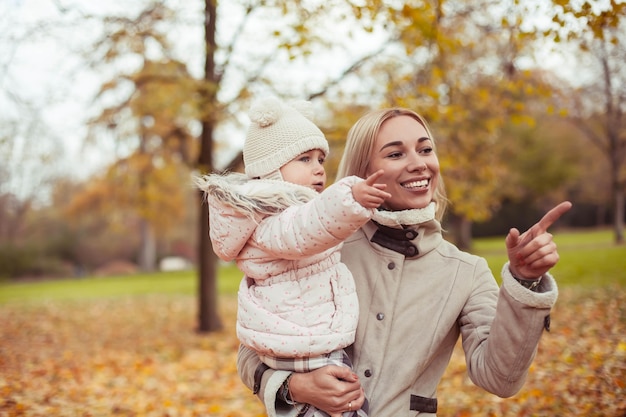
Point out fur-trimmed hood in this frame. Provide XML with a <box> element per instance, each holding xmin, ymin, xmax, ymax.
<box><xmin>195</xmin><ymin>171</ymin><xmax>326</xmax><ymax>262</ymax></box>
<box><xmin>195</xmin><ymin>172</ymin><xmax>318</xmax><ymax>220</ymax></box>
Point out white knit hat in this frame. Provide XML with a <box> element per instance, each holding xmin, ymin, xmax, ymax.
<box><xmin>243</xmin><ymin>96</ymin><xmax>329</xmax><ymax>179</ymax></box>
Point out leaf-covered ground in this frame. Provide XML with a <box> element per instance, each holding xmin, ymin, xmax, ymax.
<box><xmin>1</xmin><ymin>287</ymin><xmax>624</xmax><ymax>417</ymax></box>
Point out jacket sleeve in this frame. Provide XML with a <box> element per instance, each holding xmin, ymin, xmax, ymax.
<box><xmin>208</xmin><ymin>199</ymin><xmax>260</xmax><ymax>262</ymax></box>
<box><xmin>252</xmin><ymin>176</ymin><xmax>372</xmax><ymax>259</ymax></box>
<box><xmin>237</xmin><ymin>344</ymin><xmax>292</xmax><ymax>417</ymax></box>
<box><xmin>459</xmin><ymin>260</ymin><xmax>558</xmax><ymax>397</ymax></box>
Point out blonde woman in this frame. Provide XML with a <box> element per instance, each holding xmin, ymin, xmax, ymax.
<box><xmin>238</xmin><ymin>107</ymin><xmax>571</xmax><ymax>417</ymax></box>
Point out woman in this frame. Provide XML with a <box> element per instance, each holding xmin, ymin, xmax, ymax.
<box><xmin>237</xmin><ymin>107</ymin><xmax>572</xmax><ymax>417</ymax></box>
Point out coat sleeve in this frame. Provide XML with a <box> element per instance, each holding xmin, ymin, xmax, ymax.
<box><xmin>208</xmin><ymin>198</ymin><xmax>261</xmax><ymax>262</ymax></box>
<box><xmin>237</xmin><ymin>344</ymin><xmax>292</xmax><ymax>417</ymax></box>
<box><xmin>252</xmin><ymin>176</ymin><xmax>372</xmax><ymax>259</ymax></box>
<box><xmin>459</xmin><ymin>260</ymin><xmax>558</xmax><ymax>397</ymax></box>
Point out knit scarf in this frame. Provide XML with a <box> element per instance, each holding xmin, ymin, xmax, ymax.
<box><xmin>369</xmin><ymin>203</ymin><xmax>436</xmax><ymax>256</ymax></box>
<box><xmin>371</xmin><ymin>202</ymin><xmax>436</xmax><ymax>228</ymax></box>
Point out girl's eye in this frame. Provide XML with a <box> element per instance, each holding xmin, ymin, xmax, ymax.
<box><xmin>299</xmin><ymin>156</ymin><xmax>311</xmax><ymax>162</ymax></box>
<box><xmin>318</xmin><ymin>157</ymin><xmax>325</xmax><ymax>164</ymax></box>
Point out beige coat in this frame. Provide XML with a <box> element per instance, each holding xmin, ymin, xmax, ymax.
<box><xmin>238</xmin><ymin>217</ymin><xmax>558</xmax><ymax>417</ymax></box>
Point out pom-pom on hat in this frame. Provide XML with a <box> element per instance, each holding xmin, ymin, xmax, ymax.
<box><xmin>243</xmin><ymin>96</ymin><xmax>329</xmax><ymax>180</ymax></box>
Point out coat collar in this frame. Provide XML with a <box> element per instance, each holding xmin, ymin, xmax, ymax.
<box><xmin>361</xmin><ymin>218</ymin><xmax>442</xmax><ymax>258</ymax></box>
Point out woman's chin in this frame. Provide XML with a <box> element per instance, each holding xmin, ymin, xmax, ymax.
<box><xmin>385</xmin><ymin>195</ymin><xmax>432</xmax><ymax>211</ymax></box>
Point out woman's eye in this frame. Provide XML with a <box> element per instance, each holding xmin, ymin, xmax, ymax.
<box><xmin>387</xmin><ymin>151</ymin><xmax>403</xmax><ymax>159</ymax></box>
<box><xmin>420</xmin><ymin>147</ymin><xmax>433</xmax><ymax>154</ymax></box>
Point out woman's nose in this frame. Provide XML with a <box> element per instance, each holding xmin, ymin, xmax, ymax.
<box><xmin>407</xmin><ymin>156</ymin><xmax>427</xmax><ymax>172</ymax></box>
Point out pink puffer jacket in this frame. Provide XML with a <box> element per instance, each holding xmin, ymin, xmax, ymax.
<box><xmin>199</xmin><ymin>173</ymin><xmax>373</xmax><ymax>358</ymax></box>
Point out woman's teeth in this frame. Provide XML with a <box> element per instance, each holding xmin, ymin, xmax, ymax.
<box><xmin>402</xmin><ymin>179</ymin><xmax>428</xmax><ymax>189</ymax></box>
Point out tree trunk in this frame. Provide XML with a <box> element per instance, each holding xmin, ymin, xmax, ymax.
<box><xmin>457</xmin><ymin>216</ymin><xmax>473</xmax><ymax>252</ymax></box>
<box><xmin>138</xmin><ymin>128</ymin><xmax>157</xmax><ymax>272</ymax></box>
<box><xmin>609</xmin><ymin>133</ymin><xmax>624</xmax><ymax>244</ymax></box>
<box><xmin>447</xmin><ymin>213</ymin><xmax>473</xmax><ymax>251</ymax></box>
<box><xmin>596</xmin><ymin>204</ymin><xmax>606</xmax><ymax>226</ymax></box>
<box><xmin>600</xmin><ymin>41</ymin><xmax>625</xmax><ymax>244</ymax></box>
<box><xmin>614</xmin><ymin>188</ymin><xmax>625</xmax><ymax>244</ymax></box>
<box><xmin>197</xmin><ymin>189</ymin><xmax>222</xmax><ymax>332</ymax></box>
<box><xmin>196</xmin><ymin>0</ymin><xmax>222</xmax><ymax>333</ymax></box>
<box><xmin>138</xmin><ymin>219</ymin><xmax>157</xmax><ymax>271</ymax></box>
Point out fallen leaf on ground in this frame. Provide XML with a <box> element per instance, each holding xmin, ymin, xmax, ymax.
<box><xmin>1</xmin><ymin>287</ymin><xmax>624</xmax><ymax>416</ymax></box>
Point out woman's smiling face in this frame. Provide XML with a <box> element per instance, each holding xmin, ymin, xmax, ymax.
<box><xmin>366</xmin><ymin>115</ymin><xmax>440</xmax><ymax>211</ymax></box>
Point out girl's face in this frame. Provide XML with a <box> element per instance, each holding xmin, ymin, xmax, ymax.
<box><xmin>366</xmin><ymin>115</ymin><xmax>440</xmax><ymax>211</ymax></box>
<box><xmin>279</xmin><ymin>149</ymin><xmax>327</xmax><ymax>192</ymax></box>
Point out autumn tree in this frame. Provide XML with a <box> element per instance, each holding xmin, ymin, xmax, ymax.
<box><xmin>0</xmin><ymin>3</ymin><xmax>64</xmax><ymax>200</ymax></box>
<box><xmin>328</xmin><ymin>0</ymin><xmax>570</xmax><ymax>249</ymax></box>
<box><xmin>548</xmin><ymin>0</ymin><xmax>626</xmax><ymax>244</ymax></box>
<box><xmin>69</xmin><ymin>4</ymin><xmax>198</xmax><ymax>272</ymax></box>
<box><xmin>0</xmin><ymin>4</ymin><xmax>68</xmax><ymax>278</ymax></box>
<box><xmin>0</xmin><ymin>99</ymin><xmax>68</xmax><ymax>277</ymax></box>
<box><xmin>0</xmin><ymin>73</ymin><xmax>66</xmax><ymax>247</ymax></box>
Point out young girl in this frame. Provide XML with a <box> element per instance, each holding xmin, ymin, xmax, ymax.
<box><xmin>195</xmin><ymin>97</ymin><xmax>390</xmax><ymax>417</ymax></box>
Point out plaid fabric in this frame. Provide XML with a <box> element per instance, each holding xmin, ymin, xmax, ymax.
<box><xmin>259</xmin><ymin>349</ymin><xmax>352</xmax><ymax>372</ymax></box>
<box><xmin>296</xmin><ymin>403</ymin><xmax>368</xmax><ymax>417</ymax></box>
<box><xmin>260</xmin><ymin>349</ymin><xmax>369</xmax><ymax>417</ymax></box>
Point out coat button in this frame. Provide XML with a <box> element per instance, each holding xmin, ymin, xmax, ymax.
<box><xmin>376</xmin><ymin>313</ymin><xmax>384</xmax><ymax>320</ymax></box>
<box><xmin>405</xmin><ymin>230</ymin><xmax>417</xmax><ymax>239</ymax></box>
<box><xmin>364</xmin><ymin>369</ymin><xmax>372</xmax><ymax>377</ymax></box>
<box><xmin>387</xmin><ymin>262</ymin><xmax>395</xmax><ymax>270</ymax></box>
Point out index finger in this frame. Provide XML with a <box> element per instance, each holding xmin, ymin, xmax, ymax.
<box><xmin>536</xmin><ymin>201</ymin><xmax>572</xmax><ymax>233</ymax></box>
<box><xmin>365</xmin><ymin>169</ymin><xmax>385</xmax><ymax>185</ymax></box>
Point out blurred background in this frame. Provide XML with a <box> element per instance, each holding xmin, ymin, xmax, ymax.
<box><xmin>1</xmin><ymin>2</ymin><xmax>625</xmax><ymax>415</ymax></box>
<box><xmin>1</xmin><ymin>0</ymin><xmax>624</xmax><ymax>294</ymax></box>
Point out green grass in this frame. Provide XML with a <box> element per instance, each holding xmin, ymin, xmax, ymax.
<box><xmin>0</xmin><ymin>229</ymin><xmax>624</xmax><ymax>304</ymax></box>
<box><xmin>0</xmin><ymin>263</ymin><xmax>243</xmax><ymax>304</ymax></box>
<box><xmin>472</xmin><ymin>227</ymin><xmax>615</xmax><ymax>252</ymax></box>
<box><xmin>472</xmin><ymin>228</ymin><xmax>626</xmax><ymax>287</ymax></box>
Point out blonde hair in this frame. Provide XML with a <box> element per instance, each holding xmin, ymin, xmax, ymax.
<box><xmin>336</xmin><ymin>108</ymin><xmax>448</xmax><ymax>221</ymax></box>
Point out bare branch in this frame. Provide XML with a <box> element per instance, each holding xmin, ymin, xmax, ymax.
<box><xmin>307</xmin><ymin>41</ymin><xmax>391</xmax><ymax>100</ymax></box>
<box><xmin>217</xmin><ymin>3</ymin><xmax>256</xmax><ymax>82</ymax></box>
<box><xmin>568</xmin><ymin>116</ymin><xmax>609</xmax><ymax>155</ymax></box>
